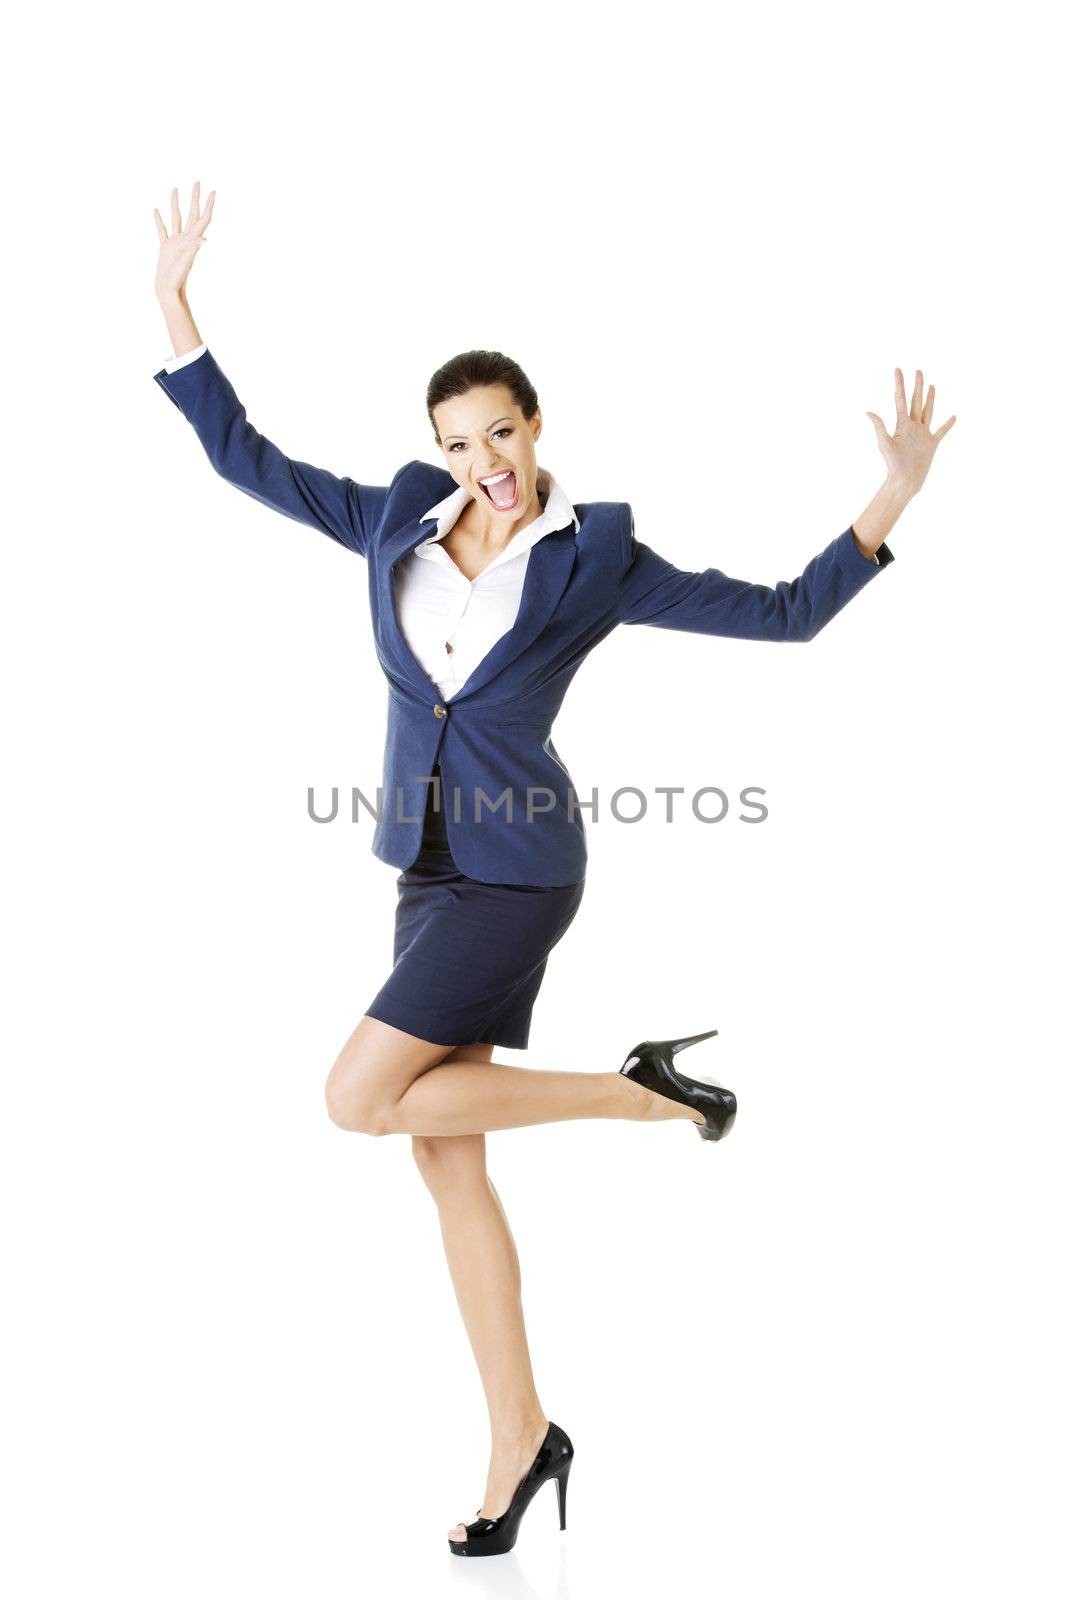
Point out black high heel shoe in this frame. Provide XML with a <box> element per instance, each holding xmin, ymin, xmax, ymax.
<box><xmin>620</xmin><ymin>1029</ymin><xmax>737</xmax><ymax>1141</ymax></box>
<box><xmin>448</xmin><ymin>1420</ymin><xmax>574</xmax><ymax>1557</ymax></box>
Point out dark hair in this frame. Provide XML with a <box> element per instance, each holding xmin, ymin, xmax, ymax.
<box><xmin>426</xmin><ymin>349</ymin><xmax>539</xmax><ymax>442</ymax></box>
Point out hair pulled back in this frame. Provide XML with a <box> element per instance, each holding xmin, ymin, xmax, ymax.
<box><xmin>426</xmin><ymin>350</ymin><xmax>539</xmax><ymax>442</ymax></box>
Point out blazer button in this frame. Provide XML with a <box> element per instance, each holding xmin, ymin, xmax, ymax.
<box><xmin>434</xmin><ymin>703</ymin><xmax>447</xmax><ymax>718</ymax></box>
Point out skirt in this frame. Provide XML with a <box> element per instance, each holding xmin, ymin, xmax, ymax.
<box><xmin>364</xmin><ymin>766</ymin><xmax>586</xmax><ymax>1049</ymax></box>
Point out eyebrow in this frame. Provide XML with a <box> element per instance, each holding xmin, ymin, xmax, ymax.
<box><xmin>444</xmin><ymin>416</ymin><xmax>514</xmax><ymax>442</ymax></box>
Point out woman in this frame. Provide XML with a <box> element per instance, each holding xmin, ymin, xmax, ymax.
<box><xmin>152</xmin><ymin>182</ymin><xmax>955</xmax><ymax>1557</ymax></box>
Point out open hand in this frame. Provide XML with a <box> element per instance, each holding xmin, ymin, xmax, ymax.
<box><xmin>866</xmin><ymin>370</ymin><xmax>956</xmax><ymax>499</ymax></box>
<box><xmin>153</xmin><ymin>182</ymin><xmax>216</xmax><ymax>300</ymax></box>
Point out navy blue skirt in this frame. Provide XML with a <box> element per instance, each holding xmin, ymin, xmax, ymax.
<box><xmin>364</xmin><ymin>767</ymin><xmax>585</xmax><ymax>1049</ymax></box>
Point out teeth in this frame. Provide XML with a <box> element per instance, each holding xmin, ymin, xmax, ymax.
<box><xmin>481</xmin><ymin>471</ymin><xmax>511</xmax><ymax>485</ymax></box>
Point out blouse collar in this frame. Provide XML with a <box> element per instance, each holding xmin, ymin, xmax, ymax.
<box><xmin>415</xmin><ymin>467</ymin><xmax>580</xmax><ymax>570</ymax></box>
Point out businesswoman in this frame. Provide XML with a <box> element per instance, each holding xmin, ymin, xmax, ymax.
<box><xmin>152</xmin><ymin>182</ymin><xmax>955</xmax><ymax>1557</ymax></box>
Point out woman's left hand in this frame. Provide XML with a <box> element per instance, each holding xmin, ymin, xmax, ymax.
<box><xmin>866</xmin><ymin>369</ymin><xmax>956</xmax><ymax>499</ymax></box>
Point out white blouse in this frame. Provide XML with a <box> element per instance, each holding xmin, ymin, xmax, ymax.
<box><xmin>160</xmin><ymin>344</ymin><xmax>582</xmax><ymax>701</ymax></box>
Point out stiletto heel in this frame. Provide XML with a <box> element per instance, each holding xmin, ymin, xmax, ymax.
<box><xmin>448</xmin><ymin>1420</ymin><xmax>575</xmax><ymax>1557</ymax></box>
<box><xmin>620</xmin><ymin>1028</ymin><xmax>738</xmax><ymax>1141</ymax></box>
<box><xmin>555</xmin><ymin>1457</ymin><xmax>571</xmax><ymax>1529</ymax></box>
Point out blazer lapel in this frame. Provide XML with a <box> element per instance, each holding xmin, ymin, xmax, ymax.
<box><xmin>377</xmin><ymin>515</ymin><xmax>452</xmax><ymax>700</ymax></box>
<box><xmin>377</xmin><ymin>517</ymin><xmax>577</xmax><ymax>703</ymax></box>
<box><xmin>448</xmin><ymin>528</ymin><xmax>577</xmax><ymax>704</ymax></box>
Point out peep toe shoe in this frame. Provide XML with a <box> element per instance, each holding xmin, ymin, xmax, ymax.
<box><xmin>448</xmin><ymin>1420</ymin><xmax>574</xmax><ymax>1557</ymax></box>
<box><xmin>620</xmin><ymin>1028</ymin><xmax>738</xmax><ymax>1141</ymax></box>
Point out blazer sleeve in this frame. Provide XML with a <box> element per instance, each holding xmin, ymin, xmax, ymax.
<box><xmin>617</xmin><ymin>504</ymin><xmax>894</xmax><ymax>642</ymax></box>
<box><xmin>152</xmin><ymin>346</ymin><xmax>388</xmax><ymax>558</ymax></box>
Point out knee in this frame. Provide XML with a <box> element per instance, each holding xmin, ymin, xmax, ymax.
<box><xmin>410</xmin><ymin>1135</ymin><xmax>443</xmax><ymax>1178</ymax></box>
<box><xmin>324</xmin><ymin>1064</ymin><xmax>391</xmax><ymax>1137</ymax></box>
<box><xmin>325</xmin><ymin>1089</ymin><xmax>389</xmax><ymax>1135</ymax></box>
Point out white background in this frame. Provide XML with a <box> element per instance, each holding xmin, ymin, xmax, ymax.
<box><xmin>3</xmin><ymin>2</ymin><xmax>1065</xmax><ymax>1596</ymax></box>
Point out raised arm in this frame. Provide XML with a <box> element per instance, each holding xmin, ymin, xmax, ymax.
<box><xmin>151</xmin><ymin>183</ymin><xmax>387</xmax><ymax>558</ymax></box>
<box><xmin>620</xmin><ymin>368</ymin><xmax>955</xmax><ymax>642</ymax></box>
<box><xmin>619</xmin><ymin>516</ymin><xmax>893</xmax><ymax>641</ymax></box>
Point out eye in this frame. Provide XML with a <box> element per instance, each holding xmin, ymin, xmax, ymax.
<box><xmin>447</xmin><ymin>428</ymin><xmax>513</xmax><ymax>455</ymax></box>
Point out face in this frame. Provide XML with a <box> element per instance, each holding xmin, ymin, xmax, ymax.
<box><xmin>433</xmin><ymin>384</ymin><xmax>543</xmax><ymax>527</ymax></box>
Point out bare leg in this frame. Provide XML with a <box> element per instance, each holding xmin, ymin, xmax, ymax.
<box><xmin>324</xmin><ymin>1015</ymin><xmax>704</xmax><ymax>1137</ymax></box>
<box><xmin>408</xmin><ymin>1047</ymin><xmax>553</xmax><ymax>1542</ymax></box>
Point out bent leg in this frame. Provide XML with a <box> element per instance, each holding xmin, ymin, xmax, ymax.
<box><xmin>324</xmin><ymin>1016</ymin><xmax>699</xmax><ymax>1137</ymax></box>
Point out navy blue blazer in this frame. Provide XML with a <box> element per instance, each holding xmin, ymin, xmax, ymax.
<box><xmin>153</xmin><ymin>349</ymin><xmax>894</xmax><ymax>885</ymax></box>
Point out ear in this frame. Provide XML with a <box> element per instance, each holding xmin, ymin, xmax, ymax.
<box><xmin>530</xmin><ymin>407</ymin><xmax>543</xmax><ymax>443</ymax></box>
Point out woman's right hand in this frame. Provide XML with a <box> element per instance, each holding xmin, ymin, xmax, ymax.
<box><xmin>153</xmin><ymin>182</ymin><xmax>215</xmax><ymax>300</ymax></box>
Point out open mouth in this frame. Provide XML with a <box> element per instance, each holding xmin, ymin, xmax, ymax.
<box><xmin>478</xmin><ymin>469</ymin><xmax>519</xmax><ymax>511</ymax></box>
